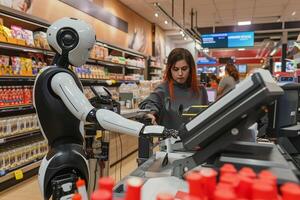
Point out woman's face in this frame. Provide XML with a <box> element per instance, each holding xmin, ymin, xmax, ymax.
<box><xmin>171</xmin><ymin>59</ymin><xmax>190</xmax><ymax>84</ymax></box>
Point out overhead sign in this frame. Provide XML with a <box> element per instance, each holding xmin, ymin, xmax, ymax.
<box><xmin>202</xmin><ymin>32</ymin><xmax>254</xmax><ymax>48</ymax></box>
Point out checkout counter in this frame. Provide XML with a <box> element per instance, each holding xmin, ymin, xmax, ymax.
<box><xmin>112</xmin><ymin>69</ymin><xmax>300</xmax><ymax>199</ymax></box>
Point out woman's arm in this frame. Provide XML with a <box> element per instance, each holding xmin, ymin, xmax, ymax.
<box><xmin>217</xmin><ymin>77</ymin><xmax>226</xmax><ymax>96</ymax></box>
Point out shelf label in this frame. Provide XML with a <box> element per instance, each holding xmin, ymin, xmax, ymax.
<box><xmin>14</xmin><ymin>169</ymin><xmax>24</xmax><ymax>180</ymax></box>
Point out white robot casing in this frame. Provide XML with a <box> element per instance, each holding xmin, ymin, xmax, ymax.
<box><xmin>47</xmin><ymin>17</ymin><xmax>96</xmax><ymax>66</ymax></box>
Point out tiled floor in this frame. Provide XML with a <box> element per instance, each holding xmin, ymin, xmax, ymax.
<box><xmin>0</xmin><ymin>152</ymin><xmax>138</xmax><ymax>200</ymax></box>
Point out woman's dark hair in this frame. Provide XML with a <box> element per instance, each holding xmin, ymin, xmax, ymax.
<box><xmin>225</xmin><ymin>63</ymin><xmax>239</xmax><ymax>81</ymax></box>
<box><xmin>164</xmin><ymin>48</ymin><xmax>199</xmax><ymax>100</ymax></box>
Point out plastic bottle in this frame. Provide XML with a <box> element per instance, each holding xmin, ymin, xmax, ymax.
<box><xmin>236</xmin><ymin>174</ymin><xmax>254</xmax><ymax>199</ymax></box>
<box><xmin>185</xmin><ymin>171</ymin><xmax>204</xmax><ymax>199</ymax></box>
<box><xmin>214</xmin><ymin>187</ymin><xmax>236</xmax><ymax>200</ymax></box>
<box><xmin>252</xmin><ymin>179</ymin><xmax>276</xmax><ymax>200</ymax></box>
<box><xmin>280</xmin><ymin>182</ymin><xmax>300</xmax><ymax>200</ymax></box>
<box><xmin>124</xmin><ymin>177</ymin><xmax>143</xmax><ymax>200</ymax></box>
<box><xmin>76</xmin><ymin>179</ymin><xmax>88</xmax><ymax>200</ymax></box>
<box><xmin>91</xmin><ymin>189</ymin><xmax>112</xmax><ymax>200</ymax></box>
<box><xmin>200</xmin><ymin>168</ymin><xmax>217</xmax><ymax>199</ymax></box>
<box><xmin>98</xmin><ymin>177</ymin><xmax>115</xmax><ymax>194</ymax></box>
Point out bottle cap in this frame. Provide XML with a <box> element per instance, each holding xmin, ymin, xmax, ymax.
<box><xmin>72</xmin><ymin>193</ymin><xmax>82</xmax><ymax>200</ymax></box>
<box><xmin>125</xmin><ymin>177</ymin><xmax>143</xmax><ymax>200</ymax></box>
<box><xmin>239</xmin><ymin>167</ymin><xmax>256</xmax><ymax>179</ymax></box>
<box><xmin>220</xmin><ymin>164</ymin><xmax>237</xmax><ymax>176</ymax></box>
<box><xmin>91</xmin><ymin>190</ymin><xmax>112</xmax><ymax>200</ymax></box>
<box><xmin>76</xmin><ymin>179</ymin><xmax>86</xmax><ymax>188</ymax></box>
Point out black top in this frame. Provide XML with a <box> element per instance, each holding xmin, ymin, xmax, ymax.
<box><xmin>34</xmin><ymin>67</ymin><xmax>84</xmax><ymax>147</ymax></box>
<box><xmin>139</xmin><ymin>81</ymin><xmax>208</xmax><ymax>130</ymax></box>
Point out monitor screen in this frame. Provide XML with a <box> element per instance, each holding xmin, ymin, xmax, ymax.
<box><xmin>206</xmin><ymin>89</ymin><xmax>217</xmax><ymax>103</ymax></box>
<box><xmin>274</xmin><ymin>62</ymin><xmax>295</xmax><ymax>72</ymax></box>
<box><xmin>202</xmin><ymin>32</ymin><xmax>254</xmax><ymax>48</ymax></box>
<box><xmin>238</xmin><ymin>64</ymin><xmax>247</xmax><ymax>73</ymax></box>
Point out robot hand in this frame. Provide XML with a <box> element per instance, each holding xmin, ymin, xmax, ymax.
<box><xmin>93</xmin><ymin>108</ymin><xmax>178</xmax><ymax>139</ymax></box>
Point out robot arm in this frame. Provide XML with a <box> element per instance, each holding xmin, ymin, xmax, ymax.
<box><xmin>51</xmin><ymin>72</ymin><xmax>177</xmax><ymax>137</ymax></box>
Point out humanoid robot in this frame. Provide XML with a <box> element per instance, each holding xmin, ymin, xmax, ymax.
<box><xmin>34</xmin><ymin>17</ymin><xmax>177</xmax><ymax>200</ymax></box>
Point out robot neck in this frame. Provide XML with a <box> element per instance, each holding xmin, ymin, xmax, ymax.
<box><xmin>52</xmin><ymin>52</ymin><xmax>70</xmax><ymax>68</ymax></box>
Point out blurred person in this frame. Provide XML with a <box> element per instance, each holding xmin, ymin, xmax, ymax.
<box><xmin>217</xmin><ymin>63</ymin><xmax>239</xmax><ymax>97</ymax></box>
<box><xmin>209</xmin><ymin>74</ymin><xmax>219</xmax><ymax>90</ymax></box>
<box><xmin>139</xmin><ymin>48</ymin><xmax>208</xmax><ymax>130</ymax></box>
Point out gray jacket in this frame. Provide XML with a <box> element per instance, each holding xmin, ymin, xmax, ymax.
<box><xmin>139</xmin><ymin>81</ymin><xmax>208</xmax><ymax>130</ymax></box>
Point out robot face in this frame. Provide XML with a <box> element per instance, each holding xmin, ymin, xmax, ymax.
<box><xmin>47</xmin><ymin>17</ymin><xmax>96</xmax><ymax>66</ymax></box>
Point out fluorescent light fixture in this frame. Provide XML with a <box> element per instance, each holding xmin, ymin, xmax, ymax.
<box><xmin>292</xmin><ymin>11</ymin><xmax>296</xmax><ymax>16</ymax></box>
<box><xmin>238</xmin><ymin>21</ymin><xmax>251</xmax><ymax>26</ymax></box>
<box><xmin>155</xmin><ymin>13</ymin><xmax>159</xmax><ymax>17</ymax></box>
<box><xmin>164</xmin><ymin>20</ymin><xmax>168</xmax><ymax>24</ymax></box>
<box><xmin>238</xmin><ymin>48</ymin><xmax>245</xmax><ymax>51</ymax></box>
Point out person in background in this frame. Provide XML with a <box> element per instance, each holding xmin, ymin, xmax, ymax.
<box><xmin>217</xmin><ymin>63</ymin><xmax>239</xmax><ymax>97</ymax></box>
<box><xmin>139</xmin><ymin>48</ymin><xmax>208</xmax><ymax>130</ymax></box>
<box><xmin>209</xmin><ymin>74</ymin><xmax>219</xmax><ymax>90</ymax></box>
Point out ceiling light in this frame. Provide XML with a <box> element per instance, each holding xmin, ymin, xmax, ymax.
<box><xmin>180</xmin><ymin>30</ymin><xmax>183</xmax><ymax>35</ymax></box>
<box><xmin>155</xmin><ymin>13</ymin><xmax>159</xmax><ymax>17</ymax></box>
<box><xmin>164</xmin><ymin>20</ymin><xmax>168</xmax><ymax>24</ymax></box>
<box><xmin>184</xmin><ymin>37</ymin><xmax>187</xmax><ymax>40</ymax></box>
<box><xmin>292</xmin><ymin>11</ymin><xmax>296</xmax><ymax>16</ymax></box>
<box><xmin>238</xmin><ymin>21</ymin><xmax>251</xmax><ymax>26</ymax></box>
<box><xmin>238</xmin><ymin>48</ymin><xmax>245</xmax><ymax>51</ymax></box>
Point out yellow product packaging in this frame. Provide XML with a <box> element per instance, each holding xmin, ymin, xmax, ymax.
<box><xmin>25</xmin><ymin>58</ymin><xmax>33</xmax><ymax>76</ymax></box>
<box><xmin>20</xmin><ymin>57</ymin><xmax>27</xmax><ymax>76</ymax></box>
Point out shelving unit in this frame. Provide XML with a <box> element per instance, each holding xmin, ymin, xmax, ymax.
<box><xmin>0</xmin><ymin>129</ymin><xmax>40</xmax><ymax>144</ymax></box>
<box><xmin>147</xmin><ymin>57</ymin><xmax>164</xmax><ymax>80</ymax></box>
<box><xmin>0</xmin><ymin>5</ymin><xmax>150</xmax><ymax>191</ymax></box>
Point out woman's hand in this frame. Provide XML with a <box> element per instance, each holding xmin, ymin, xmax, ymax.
<box><xmin>145</xmin><ymin>113</ymin><xmax>157</xmax><ymax>125</ymax></box>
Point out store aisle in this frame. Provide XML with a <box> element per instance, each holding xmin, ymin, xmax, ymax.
<box><xmin>0</xmin><ymin>152</ymin><xmax>138</xmax><ymax>200</ymax></box>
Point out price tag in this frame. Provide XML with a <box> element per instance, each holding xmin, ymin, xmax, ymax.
<box><xmin>0</xmin><ymin>138</ymin><xmax>4</xmax><ymax>144</ymax></box>
<box><xmin>14</xmin><ymin>169</ymin><xmax>23</xmax><ymax>180</ymax></box>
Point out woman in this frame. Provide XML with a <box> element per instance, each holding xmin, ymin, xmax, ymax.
<box><xmin>217</xmin><ymin>63</ymin><xmax>239</xmax><ymax>97</ymax></box>
<box><xmin>139</xmin><ymin>48</ymin><xmax>208</xmax><ymax>130</ymax></box>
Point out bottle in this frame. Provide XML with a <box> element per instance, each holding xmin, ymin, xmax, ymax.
<box><xmin>76</xmin><ymin>179</ymin><xmax>88</xmax><ymax>200</ymax></box>
<box><xmin>91</xmin><ymin>189</ymin><xmax>112</xmax><ymax>200</ymax></box>
<box><xmin>98</xmin><ymin>177</ymin><xmax>115</xmax><ymax>194</ymax></box>
<box><xmin>280</xmin><ymin>182</ymin><xmax>300</xmax><ymax>200</ymax></box>
<box><xmin>124</xmin><ymin>177</ymin><xmax>143</xmax><ymax>200</ymax></box>
<box><xmin>185</xmin><ymin>171</ymin><xmax>204</xmax><ymax>199</ymax></box>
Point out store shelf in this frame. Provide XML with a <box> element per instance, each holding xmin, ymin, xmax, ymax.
<box><xmin>0</xmin><ymin>129</ymin><xmax>41</xmax><ymax>144</ymax></box>
<box><xmin>149</xmin><ymin>73</ymin><xmax>161</xmax><ymax>76</ymax></box>
<box><xmin>0</xmin><ymin>160</ymin><xmax>41</xmax><ymax>184</ymax></box>
<box><xmin>0</xmin><ymin>76</ymin><xmax>36</xmax><ymax>85</ymax></box>
<box><xmin>149</xmin><ymin>66</ymin><xmax>163</xmax><ymax>70</ymax></box>
<box><xmin>87</xmin><ymin>58</ymin><xmax>144</xmax><ymax>70</ymax></box>
<box><xmin>0</xmin><ymin>104</ymin><xmax>35</xmax><ymax>117</ymax></box>
<box><xmin>0</xmin><ymin>41</ymin><xmax>54</xmax><ymax>56</ymax></box>
<box><xmin>81</xmin><ymin>78</ymin><xmax>139</xmax><ymax>86</ymax></box>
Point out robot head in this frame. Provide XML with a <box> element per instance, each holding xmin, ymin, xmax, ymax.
<box><xmin>47</xmin><ymin>17</ymin><xmax>96</xmax><ymax>67</ymax></box>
